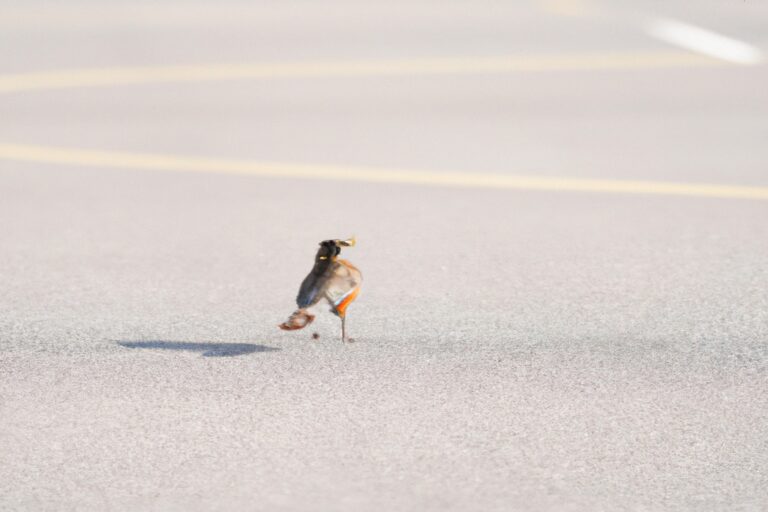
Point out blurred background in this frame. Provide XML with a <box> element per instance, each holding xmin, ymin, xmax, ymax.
<box><xmin>1</xmin><ymin>1</ymin><xmax>767</xmax><ymax>183</ymax></box>
<box><xmin>1</xmin><ymin>1</ymin><xmax>767</xmax><ymax>511</ymax></box>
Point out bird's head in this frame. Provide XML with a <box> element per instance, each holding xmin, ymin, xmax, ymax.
<box><xmin>315</xmin><ymin>236</ymin><xmax>355</xmax><ymax>263</ymax></box>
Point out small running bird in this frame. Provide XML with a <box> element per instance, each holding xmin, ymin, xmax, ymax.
<box><xmin>279</xmin><ymin>237</ymin><xmax>362</xmax><ymax>342</ymax></box>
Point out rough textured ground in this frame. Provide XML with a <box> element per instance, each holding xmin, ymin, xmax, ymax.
<box><xmin>1</xmin><ymin>1</ymin><xmax>767</xmax><ymax>511</ymax></box>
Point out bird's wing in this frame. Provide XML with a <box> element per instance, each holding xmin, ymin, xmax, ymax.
<box><xmin>296</xmin><ymin>272</ymin><xmax>323</xmax><ymax>308</ymax></box>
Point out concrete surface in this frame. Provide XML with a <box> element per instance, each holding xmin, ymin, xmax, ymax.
<box><xmin>1</xmin><ymin>1</ymin><xmax>767</xmax><ymax>511</ymax></box>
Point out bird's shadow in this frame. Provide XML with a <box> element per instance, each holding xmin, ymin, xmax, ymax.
<box><xmin>117</xmin><ymin>340</ymin><xmax>280</xmax><ymax>357</ymax></box>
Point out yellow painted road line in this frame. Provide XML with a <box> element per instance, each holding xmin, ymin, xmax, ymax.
<box><xmin>0</xmin><ymin>52</ymin><xmax>722</xmax><ymax>94</ymax></box>
<box><xmin>1</xmin><ymin>143</ymin><xmax>767</xmax><ymax>201</ymax></box>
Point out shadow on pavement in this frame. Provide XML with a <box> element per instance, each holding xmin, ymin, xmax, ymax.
<box><xmin>117</xmin><ymin>340</ymin><xmax>280</xmax><ymax>357</ymax></box>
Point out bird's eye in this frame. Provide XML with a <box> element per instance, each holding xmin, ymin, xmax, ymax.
<box><xmin>319</xmin><ymin>256</ymin><xmax>328</xmax><ymax>260</ymax></box>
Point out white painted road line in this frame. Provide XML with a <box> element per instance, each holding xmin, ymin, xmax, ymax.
<box><xmin>646</xmin><ymin>19</ymin><xmax>763</xmax><ymax>65</ymax></box>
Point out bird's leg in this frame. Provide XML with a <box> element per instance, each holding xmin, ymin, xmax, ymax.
<box><xmin>341</xmin><ymin>316</ymin><xmax>346</xmax><ymax>343</ymax></box>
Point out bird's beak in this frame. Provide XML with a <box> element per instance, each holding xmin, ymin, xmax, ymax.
<box><xmin>337</xmin><ymin>236</ymin><xmax>356</xmax><ymax>247</ymax></box>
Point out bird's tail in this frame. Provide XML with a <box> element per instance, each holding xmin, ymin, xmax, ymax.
<box><xmin>278</xmin><ymin>309</ymin><xmax>315</xmax><ymax>331</ymax></box>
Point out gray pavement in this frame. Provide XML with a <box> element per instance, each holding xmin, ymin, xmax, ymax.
<box><xmin>1</xmin><ymin>1</ymin><xmax>768</xmax><ymax>511</ymax></box>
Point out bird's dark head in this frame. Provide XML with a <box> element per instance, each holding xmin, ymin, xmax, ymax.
<box><xmin>314</xmin><ymin>237</ymin><xmax>355</xmax><ymax>263</ymax></box>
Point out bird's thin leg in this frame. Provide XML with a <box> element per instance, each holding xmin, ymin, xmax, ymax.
<box><xmin>341</xmin><ymin>316</ymin><xmax>346</xmax><ymax>343</ymax></box>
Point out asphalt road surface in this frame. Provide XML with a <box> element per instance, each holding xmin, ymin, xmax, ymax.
<box><xmin>1</xmin><ymin>1</ymin><xmax>768</xmax><ymax>511</ymax></box>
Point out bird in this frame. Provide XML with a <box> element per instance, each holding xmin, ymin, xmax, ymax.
<box><xmin>279</xmin><ymin>237</ymin><xmax>362</xmax><ymax>342</ymax></box>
